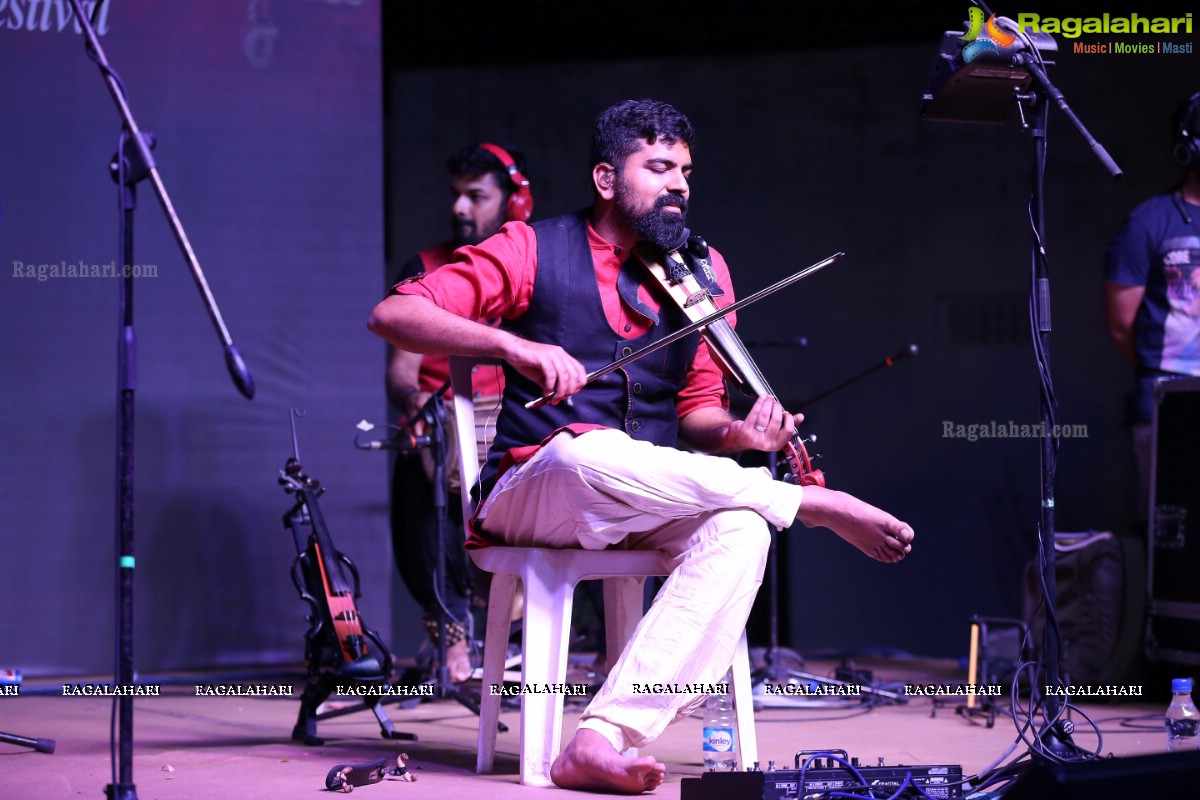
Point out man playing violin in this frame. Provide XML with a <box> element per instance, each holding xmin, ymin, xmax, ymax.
<box><xmin>369</xmin><ymin>99</ymin><xmax>913</xmax><ymax>794</ymax></box>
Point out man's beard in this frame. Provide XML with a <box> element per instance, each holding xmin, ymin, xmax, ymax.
<box><xmin>451</xmin><ymin>209</ymin><xmax>505</xmax><ymax>247</ymax></box>
<box><xmin>616</xmin><ymin>182</ymin><xmax>689</xmax><ymax>252</ymax></box>
<box><xmin>451</xmin><ymin>218</ymin><xmax>479</xmax><ymax>246</ymax></box>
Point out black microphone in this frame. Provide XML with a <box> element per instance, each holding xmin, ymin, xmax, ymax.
<box><xmin>797</xmin><ymin>342</ymin><xmax>919</xmax><ymax>409</ymax></box>
<box><xmin>355</xmin><ymin>430</ymin><xmax>425</xmax><ymax>452</ymax></box>
<box><xmin>887</xmin><ymin>343</ymin><xmax>919</xmax><ymax>364</ymax></box>
<box><xmin>356</xmin><ymin>381</ymin><xmax>451</xmax><ymax>452</ymax></box>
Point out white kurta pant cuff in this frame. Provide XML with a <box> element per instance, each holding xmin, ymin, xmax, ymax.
<box><xmin>577</xmin><ymin>718</ymin><xmax>628</xmax><ymax>754</ymax></box>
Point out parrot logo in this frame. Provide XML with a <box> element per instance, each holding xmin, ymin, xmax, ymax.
<box><xmin>959</xmin><ymin>6</ymin><xmax>1017</xmax><ymax>62</ymax></box>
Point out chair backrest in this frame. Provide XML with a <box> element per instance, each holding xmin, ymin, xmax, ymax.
<box><xmin>448</xmin><ymin>356</ymin><xmax>505</xmax><ymax>541</ymax></box>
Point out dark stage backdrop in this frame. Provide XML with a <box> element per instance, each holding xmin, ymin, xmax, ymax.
<box><xmin>0</xmin><ymin>1</ymin><xmax>405</xmax><ymax>675</ymax></box>
<box><xmin>385</xmin><ymin>30</ymin><xmax>1194</xmax><ymax>658</ymax></box>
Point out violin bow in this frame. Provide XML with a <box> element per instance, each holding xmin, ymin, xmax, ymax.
<box><xmin>525</xmin><ymin>251</ymin><xmax>844</xmax><ymax>409</ymax></box>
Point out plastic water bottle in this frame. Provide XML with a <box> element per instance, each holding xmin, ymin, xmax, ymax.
<box><xmin>1165</xmin><ymin>677</ymin><xmax>1199</xmax><ymax>752</ymax></box>
<box><xmin>702</xmin><ymin>674</ymin><xmax>736</xmax><ymax>771</ymax></box>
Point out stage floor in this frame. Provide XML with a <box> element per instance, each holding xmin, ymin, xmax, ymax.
<box><xmin>0</xmin><ymin>656</ymin><xmax>1170</xmax><ymax>799</ymax></box>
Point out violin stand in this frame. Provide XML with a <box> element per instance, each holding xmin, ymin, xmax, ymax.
<box><xmin>0</xmin><ymin>731</ymin><xmax>56</xmax><ymax>754</ymax></box>
<box><xmin>282</xmin><ymin>479</ymin><xmax>415</xmax><ymax>746</ymax></box>
<box><xmin>291</xmin><ymin>671</ymin><xmax>415</xmax><ymax>747</ymax></box>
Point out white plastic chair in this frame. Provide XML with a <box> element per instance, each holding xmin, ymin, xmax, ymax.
<box><xmin>449</xmin><ymin>356</ymin><xmax>757</xmax><ymax>786</ymax></box>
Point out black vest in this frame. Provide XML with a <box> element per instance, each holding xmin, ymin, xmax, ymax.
<box><xmin>479</xmin><ymin>211</ymin><xmax>700</xmax><ymax>495</ymax></box>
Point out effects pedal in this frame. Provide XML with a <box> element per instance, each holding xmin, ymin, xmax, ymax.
<box><xmin>680</xmin><ymin>751</ymin><xmax>963</xmax><ymax>800</ymax></box>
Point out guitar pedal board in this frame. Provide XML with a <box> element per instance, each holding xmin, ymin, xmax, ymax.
<box><xmin>680</xmin><ymin>752</ymin><xmax>963</xmax><ymax>800</ymax></box>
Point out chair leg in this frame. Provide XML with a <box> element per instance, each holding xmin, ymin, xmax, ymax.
<box><xmin>476</xmin><ymin>573</ymin><xmax>518</xmax><ymax>775</ymax></box>
<box><xmin>602</xmin><ymin>576</ymin><xmax>648</xmax><ymax>758</ymax></box>
<box><xmin>517</xmin><ymin>555</ymin><xmax>574</xmax><ymax>787</ymax></box>
<box><xmin>731</xmin><ymin>631</ymin><xmax>758</xmax><ymax>770</ymax></box>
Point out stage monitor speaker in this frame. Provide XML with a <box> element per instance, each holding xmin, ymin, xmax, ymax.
<box><xmin>1002</xmin><ymin>750</ymin><xmax>1200</xmax><ymax>799</ymax></box>
<box><xmin>1147</xmin><ymin>377</ymin><xmax>1200</xmax><ymax>666</ymax></box>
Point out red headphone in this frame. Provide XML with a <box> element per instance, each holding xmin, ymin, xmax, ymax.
<box><xmin>479</xmin><ymin>142</ymin><xmax>534</xmax><ymax>223</ymax></box>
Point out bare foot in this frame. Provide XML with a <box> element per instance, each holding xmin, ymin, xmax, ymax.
<box><xmin>551</xmin><ymin>729</ymin><xmax>665</xmax><ymax>793</ymax></box>
<box><xmin>795</xmin><ymin>485</ymin><xmax>914</xmax><ymax>563</ymax></box>
<box><xmin>446</xmin><ymin>639</ymin><xmax>473</xmax><ymax>684</ymax></box>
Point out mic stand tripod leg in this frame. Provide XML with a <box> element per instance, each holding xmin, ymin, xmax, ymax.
<box><xmin>0</xmin><ymin>731</ymin><xmax>56</xmax><ymax>754</ymax></box>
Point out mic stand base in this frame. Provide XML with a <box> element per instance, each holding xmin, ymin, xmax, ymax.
<box><xmin>105</xmin><ymin>785</ymin><xmax>137</xmax><ymax>800</ymax></box>
<box><xmin>1033</xmin><ymin>718</ymin><xmax>1087</xmax><ymax>761</ymax></box>
<box><xmin>431</xmin><ymin>680</ymin><xmax>491</xmax><ymax>720</ymax></box>
<box><xmin>750</xmin><ymin>645</ymin><xmax>809</xmax><ymax>686</ymax></box>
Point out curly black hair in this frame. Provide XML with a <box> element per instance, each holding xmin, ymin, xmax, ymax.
<box><xmin>589</xmin><ymin>99</ymin><xmax>695</xmax><ymax>171</ymax></box>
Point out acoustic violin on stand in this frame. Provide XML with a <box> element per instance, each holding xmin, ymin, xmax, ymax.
<box><xmin>279</xmin><ymin>410</ymin><xmax>414</xmax><ymax>745</ymax></box>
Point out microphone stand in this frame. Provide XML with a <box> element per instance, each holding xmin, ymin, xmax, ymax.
<box><xmin>797</xmin><ymin>345</ymin><xmax>919</xmax><ymax>410</ymax></box>
<box><xmin>751</xmin><ymin>440</ymin><xmax>808</xmax><ymax>702</ymax></box>
<box><xmin>372</xmin><ymin>385</ymin><xmax>498</xmax><ymax>723</ymax></box>
<box><xmin>748</xmin><ymin>343</ymin><xmax>918</xmax><ymax>704</ymax></box>
<box><xmin>423</xmin><ymin>386</ymin><xmax>484</xmax><ymax>714</ymax></box>
<box><xmin>68</xmin><ymin>4</ymin><xmax>256</xmax><ymax>799</ymax></box>
<box><xmin>1010</xmin><ymin>46</ymin><xmax>1118</xmax><ymax>762</ymax></box>
<box><xmin>920</xmin><ymin>10</ymin><xmax>1119</xmax><ymax>760</ymax></box>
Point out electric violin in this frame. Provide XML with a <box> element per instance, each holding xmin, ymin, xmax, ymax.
<box><xmin>635</xmin><ymin>236</ymin><xmax>826</xmax><ymax>487</ymax></box>
<box><xmin>279</xmin><ymin>410</ymin><xmax>390</xmax><ymax>682</ymax></box>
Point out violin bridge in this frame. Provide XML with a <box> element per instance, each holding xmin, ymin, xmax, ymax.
<box><xmin>683</xmin><ymin>289</ymin><xmax>710</xmax><ymax>308</ymax></box>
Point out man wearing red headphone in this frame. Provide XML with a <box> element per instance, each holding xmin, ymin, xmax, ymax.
<box><xmin>387</xmin><ymin>144</ymin><xmax>531</xmax><ymax>684</ymax></box>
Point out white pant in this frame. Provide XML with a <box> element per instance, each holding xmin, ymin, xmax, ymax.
<box><xmin>478</xmin><ymin>429</ymin><xmax>803</xmax><ymax>751</ymax></box>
